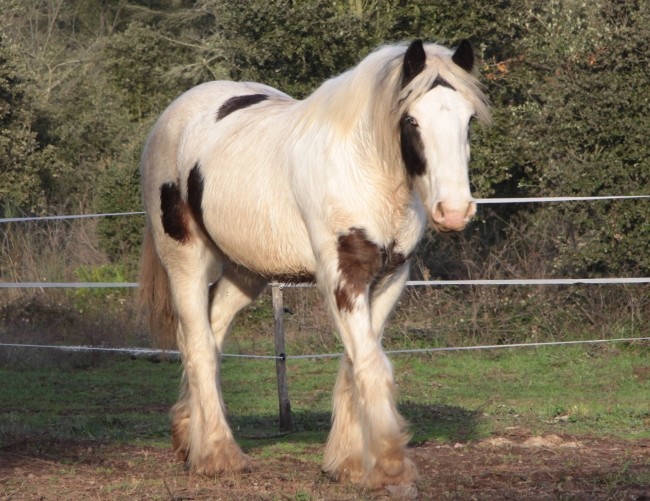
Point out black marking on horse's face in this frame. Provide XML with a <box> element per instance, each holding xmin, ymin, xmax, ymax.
<box><xmin>431</xmin><ymin>76</ymin><xmax>455</xmax><ymax>91</ymax></box>
<box><xmin>160</xmin><ymin>181</ymin><xmax>189</xmax><ymax>242</ymax></box>
<box><xmin>400</xmin><ymin>113</ymin><xmax>427</xmax><ymax>177</ymax></box>
<box><xmin>187</xmin><ymin>163</ymin><xmax>206</xmax><ymax>232</ymax></box>
<box><xmin>216</xmin><ymin>94</ymin><xmax>269</xmax><ymax>121</ymax></box>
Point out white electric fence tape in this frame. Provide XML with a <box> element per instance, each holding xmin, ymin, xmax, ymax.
<box><xmin>1</xmin><ymin>195</ymin><xmax>648</xmax><ymax>224</ymax></box>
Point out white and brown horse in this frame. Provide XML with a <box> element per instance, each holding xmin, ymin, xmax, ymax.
<box><xmin>139</xmin><ymin>40</ymin><xmax>489</xmax><ymax>487</ymax></box>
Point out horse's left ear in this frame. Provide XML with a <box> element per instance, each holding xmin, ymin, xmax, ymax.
<box><xmin>452</xmin><ymin>39</ymin><xmax>474</xmax><ymax>72</ymax></box>
<box><xmin>402</xmin><ymin>39</ymin><xmax>426</xmax><ymax>88</ymax></box>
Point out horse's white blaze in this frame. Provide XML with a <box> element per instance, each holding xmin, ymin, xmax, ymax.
<box><xmin>411</xmin><ymin>86</ymin><xmax>476</xmax><ymax>231</ymax></box>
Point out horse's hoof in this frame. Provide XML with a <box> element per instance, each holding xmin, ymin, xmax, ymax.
<box><xmin>323</xmin><ymin>456</ymin><xmax>365</xmax><ymax>484</ymax></box>
<box><xmin>189</xmin><ymin>442</ymin><xmax>251</xmax><ymax>476</ymax></box>
<box><xmin>365</xmin><ymin>455</ymin><xmax>418</xmax><ymax>489</ymax></box>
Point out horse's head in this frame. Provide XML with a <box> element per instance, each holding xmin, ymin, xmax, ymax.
<box><xmin>399</xmin><ymin>40</ymin><xmax>488</xmax><ymax>233</ymax></box>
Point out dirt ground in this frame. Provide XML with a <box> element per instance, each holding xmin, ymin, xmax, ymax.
<box><xmin>1</xmin><ymin>432</ymin><xmax>649</xmax><ymax>500</ymax></box>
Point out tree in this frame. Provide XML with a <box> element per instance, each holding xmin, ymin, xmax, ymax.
<box><xmin>503</xmin><ymin>1</ymin><xmax>650</xmax><ymax>275</ymax></box>
<box><xmin>0</xmin><ymin>33</ymin><xmax>65</xmax><ymax>215</ymax></box>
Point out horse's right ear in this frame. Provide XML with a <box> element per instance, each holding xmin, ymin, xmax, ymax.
<box><xmin>452</xmin><ymin>39</ymin><xmax>474</xmax><ymax>72</ymax></box>
<box><xmin>402</xmin><ymin>40</ymin><xmax>426</xmax><ymax>88</ymax></box>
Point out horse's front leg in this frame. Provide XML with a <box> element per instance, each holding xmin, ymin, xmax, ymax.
<box><xmin>321</xmin><ymin>235</ymin><xmax>416</xmax><ymax>488</ymax></box>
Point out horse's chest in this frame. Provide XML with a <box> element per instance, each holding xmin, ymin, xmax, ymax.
<box><xmin>386</xmin><ymin>194</ymin><xmax>428</xmax><ymax>257</ymax></box>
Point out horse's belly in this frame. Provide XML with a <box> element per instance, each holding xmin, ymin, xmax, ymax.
<box><xmin>202</xmin><ymin>196</ymin><xmax>317</xmax><ymax>278</ymax></box>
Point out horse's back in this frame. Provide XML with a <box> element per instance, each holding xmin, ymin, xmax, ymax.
<box><xmin>141</xmin><ymin>80</ymin><xmax>316</xmax><ymax>277</ymax></box>
<box><xmin>141</xmin><ymin>81</ymin><xmax>287</xmax><ymax>184</ymax></box>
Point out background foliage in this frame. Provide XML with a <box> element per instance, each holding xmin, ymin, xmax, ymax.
<box><xmin>0</xmin><ymin>0</ymin><xmax>648</xmax><ymax>282</ymax></box>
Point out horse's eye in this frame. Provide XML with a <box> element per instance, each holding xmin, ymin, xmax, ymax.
<box><xmin>405</xmin><ymin>115</ymin><xmax>418</xmax><ymax>127</ymax></box>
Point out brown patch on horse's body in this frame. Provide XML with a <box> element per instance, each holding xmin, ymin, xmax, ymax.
<box><xmin>335</xmin><ymin>228</ymin><xmax>382</xmax><ymax>312</ymax></box>
<box><xmin>335</xmin><ymin>228</ymin><xmax>408</xmax><ymax>312</ymax></box>
<box><xmin>160</xmin><ymin>164</ymin><xmax>217</xmax><ymax>248</ymax></box>
<box><xmin>186</xmin><ymin>163</ymin><xmax>206</xmax><ymax>232</ymax></box>
<box><xmin>160</xmin><ymin>181</ymin><xmax>190</xmax><ymax>243</ymax></box>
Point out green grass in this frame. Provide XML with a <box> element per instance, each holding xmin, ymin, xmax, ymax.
<box><xmin>1</xmin><ymin>344</ymin><xmax>648</xmax><ymax>451</ymax></box>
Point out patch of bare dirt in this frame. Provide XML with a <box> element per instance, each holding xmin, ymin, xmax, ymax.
<box><xmin>1</xmin><ymin>433</ymin><xmax>649</xmax><ymax>500</ymax></box>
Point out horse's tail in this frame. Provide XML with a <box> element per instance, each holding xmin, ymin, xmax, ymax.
<box><xmin>138</xmin><ymin>223</ymin><xmax>178</xmax><ymax>350</ymax></box>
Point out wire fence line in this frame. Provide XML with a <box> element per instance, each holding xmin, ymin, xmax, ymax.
<box><xmin>1</xmin><ymin>194</ymin><xmax>649</xmax><ymax>224</ymax></box>
<box><xmin>1</xmin><ymin>277</ymin><xmax>649</xmax><ymax>289</ymax></box>
<box><xmin>2</xmin><ymin>337</ymin><xmax>649</xmax><ymax>361</ymax></box>
<box><xmin>2</xmin><ymin>196</ymin><xmax>648</xmax><ymax>429</ymax></box>
<box><xmin>0</xmin><ymin>194</ymin><xmax>648</xmax><ymax>359</ymax></box>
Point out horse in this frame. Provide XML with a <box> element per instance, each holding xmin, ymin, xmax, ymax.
<box><xmin>138</xmin><ymin>39</ymin><xmax>489</xmax><ymax>488</ymax></box>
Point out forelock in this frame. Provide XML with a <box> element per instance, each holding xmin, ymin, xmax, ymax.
<box><xmin>394</xmin><ymin>43</ymin><xmax>491</xmax><ymax>124</ymax></box>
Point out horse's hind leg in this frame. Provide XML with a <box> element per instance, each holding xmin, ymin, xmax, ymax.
<box><xmin>170</xmin><ymin>261</ymin><xmax>266</xmax><ymax>473</ymax></box>
<box><xmin>208</xmin><ymin>266</ymin><xmax>267</xmax><ymax>415</ymax></box>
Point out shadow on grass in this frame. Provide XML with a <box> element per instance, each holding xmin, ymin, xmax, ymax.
<box><xmin>1</xmin><ymin>352</ymin><xmax>481</xmax><ymax>463</ymax></box>
<box><xmin>232</xmin><ymin>402</ymin><xmax>481</xmax><ymax>451</ymax></box>
<box><xmin>1</xmin><ymin>403</ymin><xmax>481</xmax><ymax>464</ymax></box>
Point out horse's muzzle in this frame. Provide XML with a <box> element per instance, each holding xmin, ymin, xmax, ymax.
<box><xmin>430</xmin><ymin>200</ymin><xmax>476</xmax><ymax>232</ymax></box>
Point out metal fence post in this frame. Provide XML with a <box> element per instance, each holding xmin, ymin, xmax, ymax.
<box><xmin>272</xmin><ymin>284</ymin><xmax>292</xmax><ymax>431</ymax></box>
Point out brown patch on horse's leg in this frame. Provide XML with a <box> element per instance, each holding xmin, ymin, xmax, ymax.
<box><xmin>333</xmin><ymin>227</ymin><xmax>382</xmax><ymax>314</ymax></box>
<box><xmin>325</xmin><ymin>228</ymin><xmax>418</xmax><ymax>487</ymax></box>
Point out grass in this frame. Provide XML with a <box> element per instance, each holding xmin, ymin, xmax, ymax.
<box><xmin>1</xmin><ymin>343</ymin><xmax>648</xmax><ymax>452</ymax></box>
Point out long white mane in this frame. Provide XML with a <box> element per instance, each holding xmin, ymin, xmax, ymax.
<box><xmin>297</xmin><ymin>42</ymin><xmax>490</xmax><ymax>174</ymax></box>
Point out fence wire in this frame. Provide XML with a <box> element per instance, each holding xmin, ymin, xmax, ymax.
<box><xmin>1</xmin><ymin>194</ymin><xmax>648</xmax><ymax>359</ymax></box>
<box><xmin>1</xmin><ymin>337</ymin><xmax>649</xmax><ymax>361</ymax></box>
<box><xmin>1</xmin><ymin>195</ymin><xmax>649</xmax><ymax>224</ymax></box>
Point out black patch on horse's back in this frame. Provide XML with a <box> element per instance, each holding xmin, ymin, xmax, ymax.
<box><xmin>216</xmin><ymin>94</ymin><xmax>269</xmax><ymax>120</ymax></box>
<box><xmin>160</xmin><ymin>181</ymin><xmax>189</xmax><ymax>242</ymax></box>
<box><xmin>400</xmin><ymin>114</ymin><xmax>427</xmax><ymax>177</ymax></box>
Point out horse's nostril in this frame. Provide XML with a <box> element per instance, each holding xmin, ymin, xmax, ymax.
<box><xmin>431</xmin><ymin>201</ymin><xmax>474</xmax><ymax>232</ymax></box>
<box><xmin>464</xmin><ymin>201</ymin><xmax>477</xmax><ymax>221</ymax></box>
<box><xmin>432</xmin><ymin>202</ymin><xmax>445</xmax><ymax>223</ymax></box>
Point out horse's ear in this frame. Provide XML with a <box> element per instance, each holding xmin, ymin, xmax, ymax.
<box><xmin>452</xmin><ymin>39</ymin><xmax>474</xmax><ymax>72</ymax></box>
<box><xmin>402</xmin><ymin>40</ymin><xmax>426</xmax><ymax>88</ymax></box>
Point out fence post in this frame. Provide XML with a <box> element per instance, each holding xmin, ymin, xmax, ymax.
<box><xmin>272</xmin><ymin>284</ymin><xmax>292</xmax><ymax>431</ymax></box>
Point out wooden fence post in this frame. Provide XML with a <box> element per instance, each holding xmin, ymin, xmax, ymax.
<box><xmin>272</xmin><ymin>285</ymin><xmax>292</xmax><ymax>431</ymax></box>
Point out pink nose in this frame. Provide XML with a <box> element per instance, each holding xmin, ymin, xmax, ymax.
<box><xmin>431</xmin><ymin>201</ymin><xmax>476</xmax><ymax>232</ymax></box>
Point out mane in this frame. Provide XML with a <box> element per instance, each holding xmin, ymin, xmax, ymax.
<box><xmin>296</xmin><ymin>42</ymin><xmax>490</xmax><ymax>174</ymax></box>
